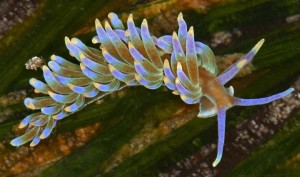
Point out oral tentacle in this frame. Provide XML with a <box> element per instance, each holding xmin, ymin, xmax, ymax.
<box><xmin>212</xmin><ymin>108</ymin><xmax>226</xmax><ymax>167</ymax></box>
<box><xmin>234</xmin><ymin>88</ymin><xmax>294</xmax><ymax>106</ymax></box>
<box><xmin>217</xmin><ymin>39</ymin><xmax>265</xmax><ymax>85</ymax></box>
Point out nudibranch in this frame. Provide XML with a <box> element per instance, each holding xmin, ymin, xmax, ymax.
<box><xmin>10</xmin><ymin>12</ymin><xmax>294</xmax><ymax>167</ymax></box>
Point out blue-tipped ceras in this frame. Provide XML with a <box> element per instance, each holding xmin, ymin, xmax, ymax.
<box><xmin>11</xmin><ymin>12</ymin><xmax>294</xmax><ymax>167</ymax></box>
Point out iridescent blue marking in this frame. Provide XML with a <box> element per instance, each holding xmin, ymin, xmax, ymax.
<box><xmin>95</xmin><ymin>19</ymin><xmax>120</xmax><ymax>58</ymax></box>
<box><xmin>134</xmin><ymin>62</ymin><xmax>162</xmax><ymax>82</ymax></box>
<box><xmin>53</xmin><ymin>110</ymin><xmax>67</xmax><ymax>120</ymax></box>
<box><xmin>145</xmin><ymin>82</ymin><xmax>162</xmax><ymax>90</ymax></box>
<box><xmin>43</xmin><ymin>66</ymin><xmax>72</xmax><ymax>94</ymax></box>
<box><xmin>160</xmin><ymin>35</ymin><xmax>172</xmax><ymax>43</ymax></box>
<box><xmin>115</xmin><ymin>29</ymin><xmax>129</xmax><ymax>42</ymax></box>
<box><xmin>129</xmin><ymin>43</ymin><xmax>146</xmax><ymax>62</ymax></box>
<box><xmin>30</xmin><ymin>136</ymin><xmax>41</xmax><ymax>146</ymax></box>
<box><xmin>24</xmin><ymin>97</ymin><xmax>56</xmax><ymax>109</ymax></box>
<box><xmin>81</xmin><ymin>55</ymin><xmax>110</xmax><ymax>74</ymax></box>
<box><xmin>155</xmin><ymin>38</ymin><xmax>173</xmax><ymax>53</ymax></box>
<box><xmin>127</xmin><ymin>14</ymin><xmax>143</xmax><ymax>50</ymax></box>
<box><xmin>141</xmin><ymin>20</ymin><xmax>163</xmax><ymax>68</ymax></box>
<box><xmin>95</xmin><ymin>20</ymin><xmax>111</xmax><ymax>45</ymax></box>
<box><xmin>53</xmin><ymin>74</ymin><xmax>71</xmax><ymax>85</ymax></box>
<box><xmin>40</xmin><ymin>119</ymin><xmax>56</xmax><ymax>139</ymax></box>
<box><xmin>139</xmin><ymin>60</ymin><xmax>161</xmax><ymax>75</ymax></box>
<box><xmin>53</xmin><ymin>73</ymin><xmax>91</xmax><ymax>86</ymax></box>
<box><xmin>170</xmin><ymin>52</ymin><xmax>177</xmax><ymax>74</ymax></box>
<box><xmin>134</xmin><ymin>62</ymin><xmax>151</xmax><ymax>76</ymax></box>
<box><xmin>175</xmin><ymin>79</ymin><xmax>190</xmax><ymax>95</ymax></box>
<box><xmin>10</xmin><ymin>127</ymin><xmax>39</xmax><ymax>146</ymax></box>
<box><xmin>71</xmin><ymin>38</ymin><xmax>89</xmax><ymax>52</ymax></box>
<box><xmin>48</xmin><ymin>91</ymin><xmax>79</xmax><ymax>104</ymax></box>
<box><xmin>177</xmin><ymin>63</ymin><xmax>199</xmax><ymax>94</ymax></box>
<box><xmin>51</xmin><ymin>55</ymin><xmax>81</xmax><ymax>71</ymax></box>
<box><xmin>19</xmin><ymin>113</ymin><xmax>42</xmax><ymax>128</ymax></box>
<box><xmin>186</xmin><ymin>27</ymin><xmax>199</xmax><ymax>85</ymax></box>
<box><xmin>105</xmin><ymin>22</ymin><xmax>134</xmax><ymax>64</ymax></box>
<box><xmin>94</xmin><ymin>79</ymin><xmax>120</xmax><ymax>92</ymax></box>
<box><xmin>108</xmin><ymin>12</ymin><xmax>124</xmax><ymax>29</ymax></box>
<box><xmin>84</xmin><ymin>88</ymin><xmax>99</xmax><ymax>98</ymax></box>
<box><xmin>65</xmin><ymin>96</ymin><xmax>85</xmax><ymax>112</ymax></box>
<box><xmin>163</xmin><ymin>60</ymin><xmax>176</xmax><ymax>91</ymax></box>
<box><xmin>136</xmin><ymin>75</ymin><xmax>161</xmax><ymax>89</ymax></box>
<box><xmin>29</xmin><ymin>78</ymin><xmax>50</xmax><ymax>94</ymax></box>
<box><xmin>69</xmin><ymin>84</ymin><xmax>88</xmax><ymax>94</ymax></box>
<box><xmin>109</xmin><ymin>65</ymin><xmax>135</xmax><ymax>82</ymax></box>
<box><xmin>126</xmin><ymin>80</ymin><xmax>138</xmax><ymax>86</ymax></box>
<box><xmin>41</xmin><ymin>104</ymin><xmax>62</xmax><ymax>115</ymax></box>
<box><xmin>180</xmin><ymin>94</ymin><xmax>199</xmax><ymax>104</ymax></box>
<box><xmin>65</xmin><ymin>37</ymin><xmax>81</xmax><ymax>60</ymax></box>
<box><xmin>68</xmin><ymin>84</ymin><xmax>94</xmax><ymax>94</ymax></box>
<box><xmin>48</xmin><ymin>60</ymin><xmax>84</xmax><ymax>78</ymax></box>
<box><xmin>32</xmin><ymin>116</ymin><xmax>49</xmax><ymax>126</ymax></box>
<box><xmin>177</xmin><ymin>13</ymin><xmax>187</xmax><ymax>46</ymax></box>
<box><xmin>163</xmin><ymin>60</ymin><xmax>176</xmax><ymax>81</ymax></box>
<box><xmin>172</xmin><ymin>32</ymin><xmax>184</xmax><ymax>56</ymax></box>
<box><xmin>80</xmin><ymin>64</ymin><xmax>114</xmax><ymax>83</ymax></box>
<box><xmin>103</xmin><ymin>50</ymin><xmax>134</xmax><ymax>73</ymax></box>
<box><xmin>164</xmin><ymin>77</ymin><xmax>176</xmax><ymax>90</ymax></box>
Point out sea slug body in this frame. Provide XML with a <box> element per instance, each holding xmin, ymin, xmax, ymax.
<box><xmin>10</xmin><ymin>12</ymin><xmax>294</xmax><ymax>167</ymax></box>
